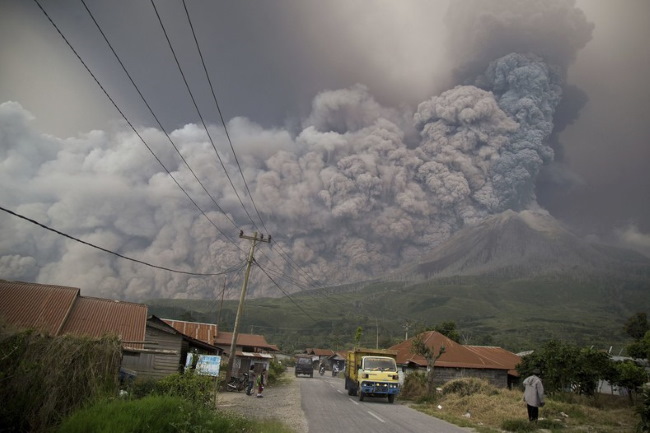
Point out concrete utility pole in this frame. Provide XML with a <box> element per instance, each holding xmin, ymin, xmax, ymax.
<box><xmin>225</xmin><ymin>231</ymin><xmax>271</xmax><ymax>381</ymax></box>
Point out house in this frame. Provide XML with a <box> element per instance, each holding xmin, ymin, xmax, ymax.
<box><xmin>121</xmin><ymin>316</ymin><xmax>221</xmax><ymax>381</ymax></box>
<box><xmin>304</xmin><ymin>348</ymin><xmax>335</xmax><ymax>369</ymax></box>
<box><xmin>0</xmin><ymin>280</ymin><xmax>219</xmax><ymax>381</ymax></box>
<box><xmin>0</xmin><ymin>280</ymin><xmax>147</xmax><ymax>350</ymax></box>
<box><xmin>389</xmin><ymin>331</ymin><xmax>521</xmax><ymax>388</ymax></box>
<box><xmin>163</xmin><ymin>319</ymin><xmax>279</xmax><ymax>376</ymax></box>
<box><xmin>328</xmin><ymin>351</ymin><xmax>347</xmax><ymax>372</ymax></box>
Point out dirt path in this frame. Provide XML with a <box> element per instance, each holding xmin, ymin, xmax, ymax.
<box><xmin>215</xmin><ymin>370</ymin><xmax>308</xmax><ymax>433</ymax></box>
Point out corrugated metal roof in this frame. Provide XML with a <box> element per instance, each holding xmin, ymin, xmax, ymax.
<box><xmin>60</xmin><ymin>297</ymin><xmax>147</xmax><ymax>350</ymax></box>
<box><xmin>306</xmin><ymin>348</ymin><xmax>335</xmax><ymax>356</ymax></box>
<box><xmin>162</xmin><ymin>319</ymin><xmax>218</xmax><ymax>345</ymax></box>
<box><xmin>390</xmin><ymin>331</ymin><xmax>520</xmax><ymax>372</ymax></box>
<box><xmin>465</xmin><ymin>345</ymin><xmax>522</xmax><ymax>376</ymax></box>
<box><xmin>0</xmin><ymin>280</ymin><xmax>78</xmax><ymax>335</ymax></box>
<box><xmin>215</xmin><ymin>331</ymin><xmax>279</xmax><ymax>352</ymax></box>
<box><xmin>0</xmin><ymin>280</ymin><xmax>148</xmax><ymax>350</ymax></box>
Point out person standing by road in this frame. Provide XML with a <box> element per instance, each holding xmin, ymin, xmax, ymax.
<box><xmin>256</xmin><ymin>367</ymin><xmax>267</xmax><ymax>398</ymax></box>
<box><xmin>246</xmin><ymin>365</ymin><xmax>256</xmax><ymax>396</ymax></box>
<box><xmin>523</xmin><ymin>368</ymin><xmax>545</xmax><ymax>422</ymax></box>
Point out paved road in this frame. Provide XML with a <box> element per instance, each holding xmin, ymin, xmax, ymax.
<box><xmin>299</xmin><ymin>373</ymin><xmax>472</xmax><ymax>433</ymax></box>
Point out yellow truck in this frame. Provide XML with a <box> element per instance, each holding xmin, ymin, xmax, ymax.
<box><xmin>344</xmin><ymin>348</ymin><xmax>400</xmax><ymax>403</ymax></box>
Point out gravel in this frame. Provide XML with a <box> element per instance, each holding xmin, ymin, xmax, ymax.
<box><xmin>215</xmin><ymin>369</ymin><xmax>308</xmax><ymax>433</ymax></box>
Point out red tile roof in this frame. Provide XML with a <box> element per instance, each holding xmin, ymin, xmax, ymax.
<box><xmin>60</xmin><ymin>297</ymin><xmax>147</xmax><ymax>350</ymax></box>
<box><xmin>389</xmin><ymin>331</ymin><xmax>521</xmax><ymax>372</ymax></box>
<box><xmin>162</xmin><ymin>319</ymin><xmax>218</xmax><ymax>345</ymax></box>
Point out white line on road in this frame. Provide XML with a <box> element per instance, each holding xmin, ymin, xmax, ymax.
<box><xmin>367</xmin><ymin>411</ymin><xmax>385</xmax><ymax>423</ymax></box>
<box><xmin>348</xmin><ymin>398</ymin><xmax>359</xmax><ymax>405</ymax></box>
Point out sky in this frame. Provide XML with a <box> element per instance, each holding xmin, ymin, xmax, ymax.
<box><xmin>1</xmin><ymin>0</ymin><xmax>649</xmax><ymax>301</ymax></box>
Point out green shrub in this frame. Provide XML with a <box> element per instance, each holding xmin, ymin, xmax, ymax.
<box><xmin>56</xmin><ymin>395</ymin><xmax>250</xmax><ymax>433</ymax></box>
<box><xmin>268</xmin><ymin>359</ymin><xmax>287</xmax><ymax>385</ymax></box>
<box><xmin>400</xmin><ymin>371</ymin><xmax>428</xmax><ymax>400</ymax></box>
<box><xmin>153</xmin><ymin>371</ymin><xmax>215</xmax><ymax>406</ymax></box>
<box><xmin>441</xmin><ymin>378</ymin><xmax>492</xmax><ymax>396</ymax></box>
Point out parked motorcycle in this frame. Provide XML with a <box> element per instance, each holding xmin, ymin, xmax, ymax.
<box><xmin>332</xmin><ymin>365</ymin><xmax>339</xmax><ymax>377</ymax></box>
<box><xmin>226</xmin><ymin>372</ymin><xmax>249</xmax><ymax>392</ymax></box>
<box><xmin>319</xmin><ymin>366</ymin><xmax>325</xmax><ymax>376</ymax></box>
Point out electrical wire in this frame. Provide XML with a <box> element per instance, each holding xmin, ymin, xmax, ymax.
<box><xmin>32</xmin><ymin>0</ymin><xmax>236</xmax><ymax>249</ymax></box>
<box><xmin>180</xmin><ymin>0</ymin><xmax>267</xmax><ymax>234</ymax></box>
<box><xmin>80</xmin><ymin>0</ymin><xmax>239</xmax><ymax>233</ymax></box>
<box><xmin>255</xmin><ymin>261</ymin><xmax>319</xmax><ymax>323</ymax></box>
<box><xmin>150</xmin><ymin>0</ymin><xmax>259</xmax><ymax>229</ymax></box>
<box><xmin>0</xmin><ymin>205</ymin><xmax>245</xmax><ymax>277</ymax></box>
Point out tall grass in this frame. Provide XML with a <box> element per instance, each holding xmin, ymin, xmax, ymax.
<box><xmin>411</xmin><ymin>378</ymin><xmax>638</xmax><ymax>433</ymax></box>
<box><xmin>0</xmin><ymin>326</ymin><xmax>121</xmax><ymax>433</ymax></box>
<box><xmin>56</xmin><ymin>395</ymin><xmax>250</xmax><ymax>433</ymax></box>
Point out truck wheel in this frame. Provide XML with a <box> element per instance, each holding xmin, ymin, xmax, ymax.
<box><xmin>388</xmin><ymin>394</ymin><xmax>395</xmax><ymax>404</ymax></box>
<box><xmin>359</xmin><ymin>391</ymin><xmax>365</xmax><ymax>401</ymax></box>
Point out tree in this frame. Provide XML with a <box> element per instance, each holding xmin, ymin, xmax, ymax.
<box><xmin>627</xmin><ymin>330</ymin><xmax>650</xmax><ymax>361</ymax></box>
<box><xmin>610</xmin><ymin>360</ymin><xmax>648</xmax><ymax>404</ymax></box>
<box><xmin>624</xmin><ymin>313</ymin><xmax>649</xmax><ymax>341</ymax></box>
<box><xmin>411</xmin><ymin>332</ymin><xmax>446</xmax><ymax>397</ymax></box>
<box><xmin>572</xmin><ymin>347</ymin><xmax>612</xmax><ymax>396</ymax></box>
<box><xmin>434</xmin><ymin>321</ymin><xmax>461</xmax><ymax>343</ymax></box>
<box><xmin>518</xmin><ymin>340</ymin><xmax>613</xmax><ymax>396</ymax></box>
<box><xmin>354</xmin><ymin>327</ymin><xmax>363</xmax><ymax>348</ymax></box>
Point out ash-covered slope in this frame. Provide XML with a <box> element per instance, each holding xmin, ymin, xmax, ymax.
<box><xmin>402</xmin><ymin>210</ymin><xmax>650</xmax><ymax>279</ymax></box>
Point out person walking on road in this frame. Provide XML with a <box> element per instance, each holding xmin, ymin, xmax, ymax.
<box><xmin>523</xmin><ymin>368</ymin><xmax>545</xmax><ymax>422</ymax></box>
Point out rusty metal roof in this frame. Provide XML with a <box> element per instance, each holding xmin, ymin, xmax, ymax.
<box><xmin>0</xmin><ymin>280</ymin><xmax>78</xmax><ymax>335</ymax></box>
<box><xmin>465</xmin><ymin>345</ymin><xmax>522</xmax><ymax>376</ymax></box>
<box><xmin>390</xmin><ymin>331</ymin><xmax>521</xmax><ymax>372</ymax></box>
<box><xmin>214</xmin><ymin>331</ymin><xmax>279</xmax><ymax>352</ymax></box>
<box><xmin>0</xmin><ymin>280</ymin><xmax>148</xmax><ymax>350</ymax></box>
<box><xmin>162</xmin><ymin>319</ymin><xmax>218</xmax><ymax>345</ymax></box>
<box><xmin>305</xmin><ymin>348</ymin><xmax>335</xmax><ymax>356</ymax></box>
<box><xmin>60</xmin><ymin>297</ymin><xmax>147</xmax><ymax>350</ymax></box>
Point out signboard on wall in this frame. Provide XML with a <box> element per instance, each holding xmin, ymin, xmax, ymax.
<box><xmin>185</xmin><ymin>354</ymin><xmax>221</xmax><ymax>376</ymax></box>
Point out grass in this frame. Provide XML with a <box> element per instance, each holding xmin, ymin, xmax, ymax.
<box><xmin>56</xmin><ymin>395</ymin><xmax>295</xmax><ymax>433</ymax></box>
<box><xmin>410</xmin><ymin>379</ymin><xmax>638</xmax><ymax>433</ymax></box>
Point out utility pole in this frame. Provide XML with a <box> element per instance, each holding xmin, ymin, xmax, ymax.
<box><xmin>225</xmin><ymin>231</ymin><xmax>271</xmax><ymax>381</ymax></box>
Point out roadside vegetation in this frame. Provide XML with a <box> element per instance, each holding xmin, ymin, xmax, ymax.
<box><xmin>402</xmin><ymin>375</ymin><xmax>640</xmax><ymax>433</ymax></box>
<box><xmin>0</xmin><ymin>324</ymin><xmax>294</xmax><ymax>433</ymax></box>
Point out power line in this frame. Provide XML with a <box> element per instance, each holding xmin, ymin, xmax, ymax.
<box><xmin>80</xmin><ymin>0</ymin><xmax>239</xmax><ymax>233</ymax></box>
<box><xmin>150</xmin><ymin>0</ymin><xmax>259</xmax><ymax>229</ymax></box>
<box><xmin>32</xmin><ymin>0</ymin><xmax>237</xmax><ymax>250</ymax></box>
<box><xmin>179</xmin><ymin>2</ymin><xmax>334</xmax><ymax>294</ymax></box>
<box><xmin>255</xmin><ymin>262</ymin><xmax>319</xmax><ymax>323</ymax></box>
<box><xmin>0</xmin><ymin>205</ymin><xmax>244</xmax><ymax>277</ymax></box>
<box><xmin>181</xmin><ymin>0</ymin><xmax>268</xmax><ymax>234</ymax></box>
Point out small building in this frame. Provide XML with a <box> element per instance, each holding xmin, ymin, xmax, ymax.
<box><xmin>304</xmin><ymin>348</ymin><xmax>335</xmax><ymax>369</ymax></box>
<box><xmin>163</xmin><ymin>319</ymin><xmax>279</xmax><ymax>376</ymax></box>
<box><xmin>0</xmin><ymin>280</ymin><xmax>220</xmax><ymax>382</ymax></box>
<box><xmin>390</xmin><ymin>331</ymin><xmax>521</xmax><ymax>388</ymax></box>
<box><xmin>121</xmin><ymin>316</ymin><xmax>220</xmax><ymax>381</ymax></box>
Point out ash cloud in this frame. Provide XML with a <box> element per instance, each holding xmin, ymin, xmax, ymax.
<box><xmin>0</xmin><ymin>0</ymin><xmax>609</xmax><ymax>300</ymax></box>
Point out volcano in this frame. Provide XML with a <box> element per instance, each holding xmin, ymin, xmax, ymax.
<box><xmin>399</xmin><ymin>210</ymin><xmax>650</xmax><ymax>281</ymax></box>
